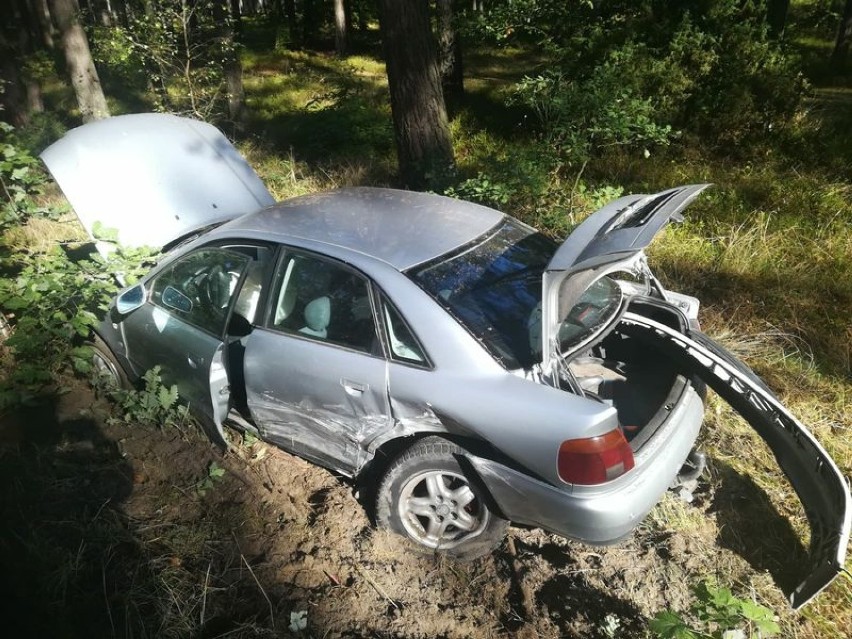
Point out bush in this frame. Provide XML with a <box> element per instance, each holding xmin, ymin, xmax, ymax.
<box><xmin>650</xmin><ymin>581</ymin><xmax>780</xmax><ymax>639</ymax></box>
<box><xmin>494</xmin><ymin>1</ymin><xmax>807</xmax><ymax>147</ymax></box>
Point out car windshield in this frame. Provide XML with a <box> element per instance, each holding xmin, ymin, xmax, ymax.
<box><xmin>409</xmin><ymin>218</ymin><xmax>619</xmax><ymax>370</ymax></box>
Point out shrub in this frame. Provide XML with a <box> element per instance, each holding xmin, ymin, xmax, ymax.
<box><xmin>496</xmin><ymin>1</ymin><xmax>807</xmax><ymax>147</ymax></box>
<box><xmin>650</xmin><ymin>581</ymin><xmax>781</xmax><ymax>639</ymax></box>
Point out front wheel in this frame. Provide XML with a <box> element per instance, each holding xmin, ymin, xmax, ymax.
<box><xmin>86</xmin><ymin>334</ymin><xmax>130</xmax><ymax>390</ymax></box>
<box><xmin>376</xmin><ymin>437</ymin><xmax>508</xmax><ymax>560</ymax></box>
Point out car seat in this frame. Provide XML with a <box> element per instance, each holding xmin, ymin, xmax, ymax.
<box><xmin>299</xmin><ymin>296</ymin><xmax>331</xmax><ymax>338</ymax></box>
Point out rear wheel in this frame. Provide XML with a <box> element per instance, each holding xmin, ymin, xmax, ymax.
<box><xmin>376</xmin><ymin>437</ymin><xmax>508</xmax><ymax>560</ymax></box>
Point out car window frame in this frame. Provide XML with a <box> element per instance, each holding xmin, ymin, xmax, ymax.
<box><xmin>147</xmin><ymin>245</ymin><xmax>253</xmax><ymax>340</ymax></box>
<box><xmin>213</xmin><ymin>241</ymin><xmax>278</xmax><ymax>329</ymax></box>
<box><xmin>261</xmin><ymin>246</ymin><xmax>385</xmax><ymax>359</ymax></box>
<box><xmin>375</xmin><ymin>291</ymin><xmax>433</xmax><ymax>370</ymax></box>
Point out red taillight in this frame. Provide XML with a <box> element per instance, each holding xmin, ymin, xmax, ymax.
<box><xmin>557</xmin><ymin>429</ymin><xmax>635</xmax><ymax>485</ymax></box>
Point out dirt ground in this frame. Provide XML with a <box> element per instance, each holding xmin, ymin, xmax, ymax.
<box><xmin>0</xmin><ymin>381</ymin><xmax>819</xmax><ymax>638</ymax></box>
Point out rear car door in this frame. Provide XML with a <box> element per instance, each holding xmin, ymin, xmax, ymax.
<box><xmin>243</xmin><ymin>249</ymin><xmax>391</xmax><ymax>475</ymax></box>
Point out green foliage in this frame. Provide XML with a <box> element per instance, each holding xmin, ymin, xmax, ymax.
<box><xmin>0</xmin><ymin>241</ymin><xmax>159</xmax><ymax>408</ymax></box>
<box><xmin>489</xmin><ymin>1</ymin><xmax>807</xmax><ymax>147</ymax></box>
<box><xmin>650</xmin><ymin>581</ymin><xmax>781</xmax><ymax>639</ymax></box>
<box><xmin>511</xmin><ymin>63</ymin><xmax>674</xmax><ymax>166</ymax></box>
<box><xmin>195</xmin><ymin>460</ymin><xmax>226</xmax><ymax>496</ymax></box>
<box><xmin>0</xmin><ymin>123</ymin><xmax>53</xmax><ymax>231</ymax></box>
<box><xmin>445</xmin><ymin>172</ymin><xmax>513</xmax><ymax>208</ymax></box>
<box><xmin>92</xmin><ymin>0</ymin><xmax>238</xmax><ymax>120</ymax></box>
<box><xmin>106</xmin><ymin>365</ymin><xmax>189</xmax><ymax>429</ymax></box>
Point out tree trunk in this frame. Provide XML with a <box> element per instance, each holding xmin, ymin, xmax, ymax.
<box><xmin>378</xmin><ymin>0</ymin><xmax>454</xmax><ymax>189</ymax></box>
<box><xmin>14</xmin><ymin>0</ymin><xmax>46</xmax><ymax>116</ymax></box>
<box><xmin>436</xmin><ymin>0</ymin><xmax>463</xmax><ymax>111</ymax></box>
<box><xmin>766</xmin><ymin>0</ymin><xmax>789</xmax><ymax>39</ymax></box>
<box><xmin>224</xmin><ymin>0</ymin><xmax>245</xmax><ymax>122</ymax></box>
<box><xmin>831</xmin><ymin>0</ymin><xmax>852</xmax><ymax>66</ymax></box>
<box><xmin>302</xmin><ymin>0</ymin><xmax>320</xmax><ymax>48</ymax></box>
<box><xmin>211</xmin><ymin>0</ymin><xmax>245</xmax><ymax>122</ymax></box>
<box><xmin>334</xmin><ymin>0</ymin><xmax>347</xmax><ymax>56</ymax></box>
<box><xmin>48</xmin><ymin>0</ymin><xmax>110</xmax><ymax>122</ymax></box>
<box><xmin>31</xmin><ymin>0</ymin><xmax>55</xmax><ymax>49</ymax></box>
<box><xmin>0</xmin><ymin>29</ymin><xmax>30</xmax><ymax>126</ymax></box>
<box><xmin>284</xmin><ymin>0</ymin><xmax>298</xmax><ymax>46</ymax></box>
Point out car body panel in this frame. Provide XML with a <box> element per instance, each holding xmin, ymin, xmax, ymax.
<box><xmin>217</xmin><ymin>187</ymin><xmax>504</xmax><ymax>271</ymax></box>
<box><xmin>40</xmin><ymin>113</ymin><xmax>274</xmax><ymax>253</ymax></box>
<box><xmin>618</xmin><ymin>313</ymin><xmax>852</xmax><ymax>609</ymax></box>
<box><xmin>466</xmin><ymin>382</ymin><xmax>704</xmax><ymax>542</ymax></box>
<box><xmin>119</xmin><ymin>302</ymin><xmax>231</xmax><ymax>446</ymax></box>
<box><xmin>243</xmin><ymin>327</ymin><xmax>392</xmax><ymax>475</ymax></box>
<box><xmin>541</xmin><ymin>184</ymin><xmax>711</xmax><ymax>371</ymax></box>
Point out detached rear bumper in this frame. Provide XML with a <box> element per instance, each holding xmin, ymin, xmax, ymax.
<box><xmin>619</xmin><ymin>314</ymin><xmax>851</xmax><ymax>609</ymax></box>
<box><xmin>466</xmin><ymin>384</ymin><xmax>704</xmax><ymax>544</ymax></box>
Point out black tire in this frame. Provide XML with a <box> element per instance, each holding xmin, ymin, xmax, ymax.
<box><xmin>376</xmin><ymin>437</ymin><xmax>508</xmax><ymax>560</ymax></box>
<box><xmin>86</xmin><ymin>334</ymin><xmax>130</xmax><ymax>390</ymax></box>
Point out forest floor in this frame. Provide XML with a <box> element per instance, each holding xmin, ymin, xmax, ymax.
<box><xmin>0</xmin><ymin>377</ymin><xmax>832</xmax><ymax>639</ymax></box>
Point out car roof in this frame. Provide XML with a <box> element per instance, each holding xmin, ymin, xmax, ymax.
<box><xmin>221</xmin><ymin>187</ymin><xmax>505</xmax><ymax>270</ymax></box>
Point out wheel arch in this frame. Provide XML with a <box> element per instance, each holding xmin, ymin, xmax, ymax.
<box><xmin>357</xmin><ymin>432</ymin><xmax>510</xmax><ymax>523</ymax></box>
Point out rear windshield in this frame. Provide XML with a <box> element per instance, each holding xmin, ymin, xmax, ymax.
<box><xmin>409</xmin><ymin>219</ymin><xmax>556</xmax><ymax>370</ymax></box>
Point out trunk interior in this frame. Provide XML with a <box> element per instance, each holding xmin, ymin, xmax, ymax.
<box><xmin>567</xmin><ymin>298</ymin><xmax>691</xmax><ymax>448</ymax></box>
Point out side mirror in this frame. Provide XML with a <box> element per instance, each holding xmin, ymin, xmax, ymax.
<box><xmin>116</xmin><ymin>283</ymin><xmax>146</xmax><ymax>315</ymax></box>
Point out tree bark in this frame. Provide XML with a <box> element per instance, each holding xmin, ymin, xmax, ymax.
<box><xmin>334</xmin><ymin>0</ymin><xmax>347</xmax><ymax>56</ymax></box>
<box><xmin>48</xmin><ymin>0</ymin><xmax>110</xmax><ymax>122</ymax></box>
<box><xmin>31</xmin><ymin>0</ymin><xmax>55</xmax><ymax>49</ymax></box>
<box><xmin>766</xmin><ymin>0</ymin><xmax>789</xmax><ymax>39</ymax></box>
<box><xmin>831</xmin><ymin>0</ymin><xmax>852</xmax><ymax>66</ymax></box>
<box><xmin>224</xmin><ymin>0</ymin><xmax>245</xmax><ymax>122</ymax></box>
<box><xmin>378</xmin><ymin>0</ymin><xmax>454</xmax><ymax>189</ymax></box>
<box><xmin>15</xmin><ymin>0</ymin><xmax>45</xmax><ymax>115</ymax></box>
<box><xmin>436</xmin><ymin>0</ymin><xmax>463</xmax><ymax>111</ymax></box>
<box><xmin>284</xmin><ymin>0</ymin><xmax>298</xmax><ymax>46</ymax></box>
<box><xmin>0</xmin><ymin>29</ymin><xmax>30</xmax><ymax>126</ymax></box>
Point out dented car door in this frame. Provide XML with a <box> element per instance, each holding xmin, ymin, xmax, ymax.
<box><xmin>243</xmin><ymin>250</ymin><xmax>391</xmax><ymax>475</ymax></box>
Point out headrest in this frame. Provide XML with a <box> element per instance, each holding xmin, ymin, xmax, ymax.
<box><xmin>304</xmin><ymin>296</ymin><xmax>331</xmax><ymax>331</ymax></box>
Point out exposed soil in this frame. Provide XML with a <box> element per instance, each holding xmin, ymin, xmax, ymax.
<box><xmin>0</xmin><ymin>381</ymin><xmax>814</xmax><ymax>638</ymax></box>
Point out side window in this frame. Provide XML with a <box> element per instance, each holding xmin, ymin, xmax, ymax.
<box><xmin>151</xmin><ymin>248</ymin><xmax>250</xmax><ymax>336</ymax></box>
<box><xmin>381</xmin><ymin>297</ymin><xmax>428</xmax><ymax>366</ymax></box>
<box><xmin>270</xmin><ymin>252</ymin><xmax>378</xmax><ymax>353</ymax></box>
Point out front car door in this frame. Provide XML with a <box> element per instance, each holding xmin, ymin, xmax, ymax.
<box><xmin>120</xmin><ymin>247</ymin><xmax>252</xmax><ymax>445</ymax></box>
<box><xmin>243</xmin><ymin>249</ymin><xmax>391</xmax><ymax>475</ymax></box>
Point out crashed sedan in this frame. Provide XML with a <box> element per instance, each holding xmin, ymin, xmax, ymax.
<box><xmin>41</xmin><ymin>114</ymin><xmax>850</xmax><ymax>609</ymax></box>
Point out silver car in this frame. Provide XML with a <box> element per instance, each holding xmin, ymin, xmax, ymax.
<box><xmin>42</xmin><ymin>114</ymin><xmax>850</xmax><ymax>609</ymax></box>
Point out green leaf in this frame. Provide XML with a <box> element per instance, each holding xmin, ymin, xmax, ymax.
<box><xmin>649</xmin><ymin>611</ymin><xmax>699</xmax><ymax>639</ymax></box>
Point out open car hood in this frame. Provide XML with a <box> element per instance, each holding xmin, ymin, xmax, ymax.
<box><xmin>622</xmin><ymin>313</ymin><xmax>851</xmax><ymax>609</ymax></box>
<box><xmin>541</xmin><ymin>184</ymin><xmax>711</xmax><ymax>371</ymax></box>
<box><xmin>41</xmin><ymin>113</ymin><xmax>274</xmax><ymax>252</ymax></box>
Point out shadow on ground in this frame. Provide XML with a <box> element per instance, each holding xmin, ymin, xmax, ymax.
<box><xmin>0</xmin><ymin>381</ymin><xmax>659</xmax><ymax>638</ymax></box>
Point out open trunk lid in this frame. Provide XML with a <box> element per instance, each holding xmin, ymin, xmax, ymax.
<box><xmin>621</xmin><ymin>312</ymin><xmax>851</xmax><ymax>609</ymax></box>
<box><xmin>541</xmin><ymin>184</ymin><xmax>711</xmax><ymax>372</ymax></box>
<box><xmin>41</xmin><ymin>113</ymin><xmax>275</xmax><ymax>253</ymax></box>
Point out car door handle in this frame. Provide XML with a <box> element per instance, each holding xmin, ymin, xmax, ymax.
<box><xmin>187</xmin><ymin>356</ymin><xmax>198</xmax><ymax>369</ymax></box>
<box><xmin>341</xmin><ymin>379</ymin><xmax>368</xmax><ymax>394</ymax></box>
